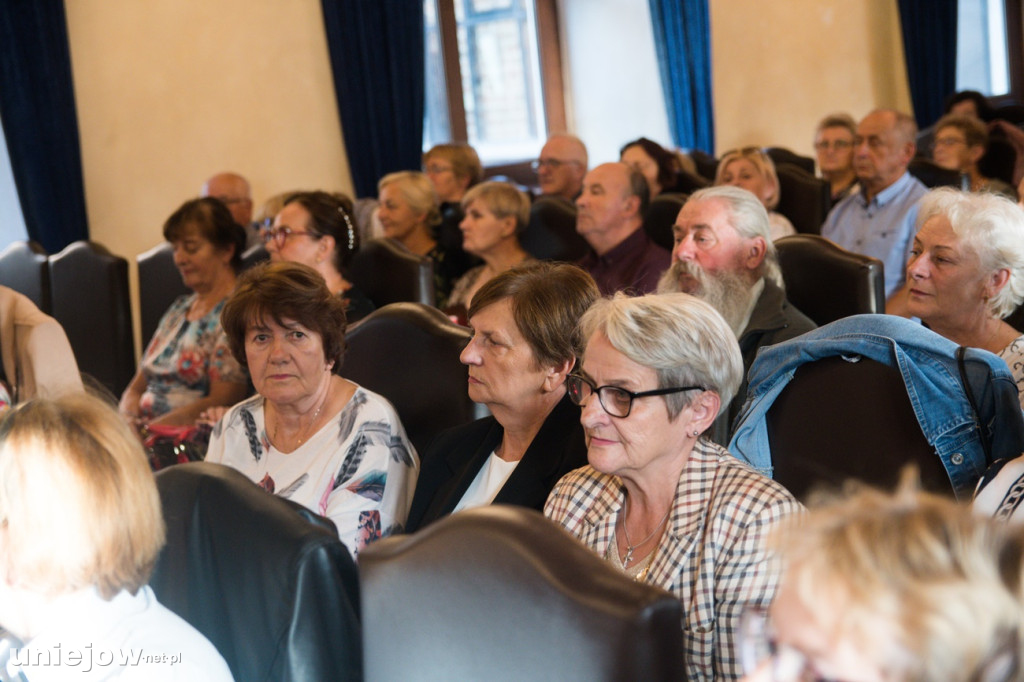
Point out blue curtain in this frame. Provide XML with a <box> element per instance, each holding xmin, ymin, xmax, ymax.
<box><xmin>320</xmin><ymin>0</ymin><xmax>425</xmax><ymax>199</ymax></box>
<box><xmin>647</xmin><ymin>0</ymin><xmax>714</xmax><ymax>153</ymax></box>
<box><xmin>898</xmin><ymin>0</ymin><xmax>958</xmax><ymax>129</ymax></box>
<box><xmin>0</xmin><ymin>1</ymin><xmax>89</xmax><ymax>253</ymax></box>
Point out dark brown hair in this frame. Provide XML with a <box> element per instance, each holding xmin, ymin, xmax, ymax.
<box><xmin>282</xmin><ymin>191</ymin><xmax>360</xmax><ymax>272</ymax></box>
<box><xmin>468</xmin><ymin>262</ymin><xmax>599</xmax><ymax>369</ymax></box>
<box><xmin>162</xmin><ymin>197</ymin><xmax>245</xmax><ymax>272</ymax></box>
<box><xmin>221</xmin><ymin>261</ymin><xmax>348</xmax><ymax>373</ymax></box>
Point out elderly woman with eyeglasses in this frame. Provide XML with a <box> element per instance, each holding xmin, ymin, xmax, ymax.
<box><xmin>545</xmin><ymin>292</ymin><xmax>801</xmax><ymax>681</ymax></box>
<box><xmin>263</xmin><ymin>190</ymin><xmax>375</xmax><ymax>324</ymax></box>
<box><xmin>715</xmin><ymin>148</ymin><xmax>796</xmax><ymax>241</ymax></box>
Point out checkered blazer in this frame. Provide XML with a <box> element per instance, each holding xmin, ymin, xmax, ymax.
<box><xmin>545</xmin><ymin>438</ymin><xmax>802</xmax><ymax>681</ymax></box>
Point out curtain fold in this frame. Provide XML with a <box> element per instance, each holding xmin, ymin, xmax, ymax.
<box><xmin>320</xmin><ymin>0</ymin><xmax>426</xmax><ymax>199</ymax></box>
<box><xmin>0</xmin><ymin>1</ymin><xmax>89</xmax><ymax>253</ymax></box>
<box><xmin>647</xmin><ymin>0</ymin><xmax>714</xmax><ymax>153</ymax></box>
<box><xmin>897</xmin><ymin>0</ymin><xmax>958</xmax><ymax>129</ymax></box>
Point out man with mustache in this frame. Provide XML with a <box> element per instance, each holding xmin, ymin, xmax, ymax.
<box><xmin>658</xmin><ymin>186</ymin><xmax>815</xmax><ymax>444</ymax></box>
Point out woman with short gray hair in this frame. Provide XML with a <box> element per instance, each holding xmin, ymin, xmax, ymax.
<box><xmin>545</xmin><ymin>292</ymin><xmax>801</xmax><ymax>681</ymax></box>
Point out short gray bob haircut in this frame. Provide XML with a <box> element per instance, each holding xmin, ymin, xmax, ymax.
<box><xmin>579</xmin><ymin>292</ymin><xmax>743</xmax><ymax>419</ymax></box>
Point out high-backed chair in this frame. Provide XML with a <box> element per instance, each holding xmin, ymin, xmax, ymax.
<box><xmin>240</xmin><ymin>242</ymin><xmax>270</xmax><ymax>271</ymax></box>
<box><xmin>349</xmin><ymin>238</ymin><xmax>434</xmax><ymax>307</ymax></box>
<box><xmin>150</xmin><ymin>462</ymin><xmax>362</xmax><ymax>682</ymax></box>
<box><xmin>643</xmin><ymin>192</ymin><xmax>687</xmax><ymax>252</ymax></box>
<box><xmin>137</xmin><ymin>242</ymin><xmax>189</xmax><ymax>344</ymax></box>
<box><xmin>730</xmin><ymin>315</ymin><xmax>1024</xmax><ymax>502</ymax></box>
<box><xmin>521</xmin><ymin>195</ymin><xmax>588</xmax><ymax>262</ymax></box>
<box><xmin>766</xmin><ymin>146</ymin><xmax>815</xmax><ymax>175</ymax></box>
<box><xmin>774</xmin><ymin>163</ymin><xmax>830</xmax><ymax>235</ymax></box>
<box><xmin>689</xmin><ymin>149</ymin><xmax>718</xmax><ymax>181</ymax></box>
<box><xmin>775</xmin><ymin>233</ymin><xmax>885</xmax><ymax>326</ymax></box>
<box><xmin>909</xmin><ymin>157</ymin><xmax>963</xmax><ymax>188</ymax></box>
<box><xmin>669</xmin><ymin>169</ymin><xmax>709</xmax><ymax>195</ymax></box>
<box><xmin>48</xmin><ymin>241</ymin><xmax>135</xmax><ymax>395</ymax></box>
<box><xmin>0</xmin><ymin>240</ymin><xmax>50</xmax><ymax>313</ymax></box>
<box><xmin>344</xmin><ymin>303</ymin><xmax>487</xmax><ymax>455</ymax></box>
<box><xmin>360</xmin><ymin>505</ymin><xmax>685</xmax><ymax>682</ymax></box>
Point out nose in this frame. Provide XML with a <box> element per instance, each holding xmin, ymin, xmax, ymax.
<box><xmin>578</xmin><ymin>389</ymin><xmax>608</xmax><ymax>429</ymax></box>
<box><xmin>460</xmin><ymin>336</ymin><xmax>482</xmax><ymax>366</ymax></box>
<box><xmin>854</xmin><ymin>138</ymin><xmax>870</xmax><ymax>158</ymax></box>
<box><xmin>459</xmin><ymin>215</ymin><xmax>471</xmax><ymax>232</ymax></box>
<box><xmin>907</xmin><ymin>251</ymin><xmax>929</xmax><ymax>280</ymax></box>
<box><xmin>672</xmin><ymin>234</ymin><xmax>696</xmax><ymax>262</ymax></box>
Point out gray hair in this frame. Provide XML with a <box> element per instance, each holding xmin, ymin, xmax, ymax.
<box><xmin>915</xmin><ymin>187</ymin><xmax>1024</xmax><ymax>318</ymax></box>
<box><xmin>685</xmin><ymin>186</ymin><xmax>783</xmax><ymax>288</ymax></box>
<box><xmin>579</xmin><ymin>292</ymin><xmax>743</xmax><ymax>419</ymax></box>
<box><xmin>377</xmin><ymin>171</ymin><xmax>442</xmax><ymax>228</ymax></box>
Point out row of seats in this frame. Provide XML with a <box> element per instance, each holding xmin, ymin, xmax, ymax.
<box><xmin>151</xmin><ymin>461</ymin><xmax>686</xmax><ymax>682</ymax></box>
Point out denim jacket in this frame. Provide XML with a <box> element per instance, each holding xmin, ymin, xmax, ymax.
<box><xmin>729</xmin><ymin>314</ymin><xmax>1024</xmax><ymax>499</ymax></box>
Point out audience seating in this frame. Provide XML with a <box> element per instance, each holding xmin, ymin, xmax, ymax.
<box><xmin>137</xmin><ymin>242</ymin><xmax>189</xmax><ymax>345</ymax></box>
<box><xmin>151</xmin><ymin>462</ymin><xmax>362</xmax><ymax>682</ymax></box>
<box><xmin>766</xmin><ymin>147</ymin><xmax>815</xmax><ymax>175</ymax></box>
<box><xmin>360</xmin><ymin>505</ymin><xmax>685</xmax><ymax>682</ymax></box>
<box><xmin>774</xmin><ymin>163</ymin><xmax>830</xmax><ymax>235</ymax></box>
<box><xmin>1005</xmin><ymin>302</ymin><xmax>1024</xmax><ymax>333</ymax></box>
<box><xmin>349</xmin><ymin>238</ymin><xmax>434</xmax><ymax>307</ymax></box>
<box><xmin>240</xmin><ymin>242</ymin><xmax>270</xmax><ymax>270</ymax></box>
<box><xmin>521</xmin><ymin>195</ymin><xmax>588</xmax><ymax>262</ymax></box>
<box><xmin>343</xmin><ymin>303</ymin><xmax>488</xmax><ymax>455</ymax></box>
<box><xmin>775</xmin><ymin>234</ymin><xmax>885</xmax><ymax>325</ymax></box>
<box><xmin>688</xmin><ymin>149</ymin><xmax>718</xmax><ymax>180</ymax></box>
<box><xmin>48</xmin><ymin>240</ymin><xmax>135</xmax><ymax>396</ymax></box>
<box><xmin>670</xmin><ymin>169</ymin><xmax>709</xmax><ymax>195</ymax></box>
<box><xmin>0</xmin><ymin>240</ymin><xmax>51</xmax><ymax>313</ymax></box>
<box><xmin>643</xmin><ymin>192</ymin><xmax>686</xmax><ymax>252</ymax></box>
<box><xmin>979</xmin><ymin>136</ymin><xmax>1018</xmax><ymax>186</ymax></box>
<box><xmin>909</xmin><ymin>157</ymin><xmax>963</xmax><ymax>188</ymax></box>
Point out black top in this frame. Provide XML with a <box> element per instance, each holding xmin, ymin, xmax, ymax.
<box><xmin>405</xmin><ymin>392</ymin><xmax>588</xmax><ymax>532</ymax></box>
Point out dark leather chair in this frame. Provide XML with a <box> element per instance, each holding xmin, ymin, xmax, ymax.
<box><xmin>775</xmin><ymin>163</ymin><xmax>830</xmax><ymax>235</ymax></box>
<box><xmin>689</xmin><ymin>149</ymin><xmax>718</xmax><ymax>181</ymax></box>
<box><xmin>360</xmin><ymin>505</ymin><xmax>685</xmax><ymax>682</ymax></box>
<box><xmin>137</xmin><ymin>242</ymin><xmax>189</xmax><ymax>345</ymax></box>
<box><xmin>521</xmin><ymin>195</ymin><xmax>588</xmax><ymax>262</ymax></box>
<box><xmin>240</xmin><ymin>242</ymin><xmax>270</xmax><ymax>271</ymax></box>
<box><xmin>775</xmin><ymin>233</ymin><xmax>885</xmax><ymax>325</ymax></box>
<box><xmin>48</xmin><ymin>241</ymin><xmax>135</xmax><ymax>395</ymax></box>
<box><xmin>344</xmin><ymin>303</ymin><xmax>487</xmax><ymax>455</ymax></box>
<box><xmin>909</xmin><ymin>157</ymin><xmax>963</xmax><ymax>188</ymax></box>
<box><xmin>1004</xmin><ymin>302</ymin><xmax>1024</xmax><ymax>333</ymax></box>
<box><xmin>643</xmin><ymin>192</ymin><xmax>687</xmax><ymax>252</ymax></box>
<box><xmin>766</xmin><ymin>147</ymin><xmax>815</xmax><ymax>175</ymax></box>
<box><xmin>668</xmin><ymin>169</ymin><xmax>709</xmax><ymax>195</ymax></box>
<box><xmin>150</xmin><ymin>462</ymin><xmax>362</xmax><ymax>682</ymax></box>
<box><xmin>0</xmin><ymin>240</ymin><xmax>50</xmax><ymax>313</ymax></box>
<box><xmin>979</xmin><ymin>137</ymin><xmax>1018</xmax><ymax>187</ymax></box>
<box><xmin>349</xmin><ymin>238</ymin><xmax>434</xmax><ymax>307</ymax></box>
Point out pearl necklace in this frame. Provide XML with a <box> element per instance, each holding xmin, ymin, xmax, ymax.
<box><xmin>619</xmin><ymin>495</ymin><xmax>672</xmax><ymax>566</ymax></box>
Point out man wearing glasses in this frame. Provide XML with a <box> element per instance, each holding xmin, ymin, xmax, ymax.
<box><xmin>201</xmin><ymin>171</ymin><xmax>258</xmax><ymax>248</ymax></box>
<box><xmin>813</xmin><ymin>113</ymin><xmax>858</xmax><ymax>206</ymax></box>
<box><xmin>533</xmin><ymin>134</ymin><xmax>588</xmax><ymax>202</ymax></box>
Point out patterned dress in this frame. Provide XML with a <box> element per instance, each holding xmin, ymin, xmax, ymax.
<box><xmin>139</xmin><ymin>294</ymin><xmax>245</xmax><ymax>419</ymax></box>
<box><xmin>998</xmin><ymin>334</ymin><xmax>1024</xmax><ymax>410</ymax></box>
<box><xmin>545</xmin><ymin>439</ymin><xmax>802</xmax><ymax>681</ymax></box>
<box><xmin>205</xmin><ymin>386</ymin><xmax>419</xmax><ymax>557</ymax></box>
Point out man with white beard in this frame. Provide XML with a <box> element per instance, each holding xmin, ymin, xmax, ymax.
<box><xmin>658</xmin><ymin>186</ymin><xmax>815</xmax><ymax>444</ymax></box>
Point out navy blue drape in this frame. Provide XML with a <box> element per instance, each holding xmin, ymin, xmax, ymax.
<box><xmin>647</xmin><ymin>0</ymin><xmax>714</xmax><ymax>153</ymax></box>
<box><xmin>0</xmin><ymin>1</ymin><xmax>89</xmax><ymax>253</ymax></box>
<box><xmin>898</xmin><ymin>0</ymin><xmax>958</xmax><ymax>129</ymax></box>
<box><xmin>320</xmin><ymin>0</ymin><xmax>425</xmax><ymax>199</ymax></box>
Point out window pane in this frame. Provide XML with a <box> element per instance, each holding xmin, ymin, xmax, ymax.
<box><xmin>957</xmin><ymin>0</ymin><xmax>1010</xmax><ymax>95</ymax></box>
<box><xmin>423</xmin><ymin>0</ymin><xmax>451</xmax><ymax>151</ymax></box>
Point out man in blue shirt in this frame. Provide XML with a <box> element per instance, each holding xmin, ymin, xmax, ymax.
<box><xmin>821</xmin><ymin>109</ymin><xmax>927</xmax><ymax>307</ymax></box>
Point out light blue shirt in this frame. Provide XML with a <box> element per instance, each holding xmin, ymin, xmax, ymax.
<box><xmin>821</xmin><ymin>171</ymin><xmax>927</xmax><ymax>297</ymax></box>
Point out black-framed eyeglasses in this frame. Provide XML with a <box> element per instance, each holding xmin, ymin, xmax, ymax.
<box><xmin>260</xmin><ymin>226</ymin><xmax>319</xmax><ymax>248</ymax></box>
<box><xmin>566</xmin><ymin>374</ymin><xmax>704</xmax><ymax>418</ymax></box>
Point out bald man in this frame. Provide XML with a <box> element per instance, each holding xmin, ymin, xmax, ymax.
<box><xmin>201</xmin><ymin>172</ymin><xmax>257</xmax><ymax>247</ymax></box>
<box><xmin>535</xmin><ymin>134</ymin><xmax>588</xmax><ymax>202</ymax></box>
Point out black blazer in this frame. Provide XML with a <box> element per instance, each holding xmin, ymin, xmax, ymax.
<box><xmin>405</xmin><ymin>393</ymin><xmax>587</xmax><ymax>533</ymax></box>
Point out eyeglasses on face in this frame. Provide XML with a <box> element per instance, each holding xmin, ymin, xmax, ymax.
<box><xmin>260</xmin><ymin>226</ymin><xmax>319</xmax><ymax>247</ymax></box>
<box><xmin>423</xmin><ymin>164</ymin><xmax>454</xmax><ymax>175</ymax></box>
<box><xmin>814</xmin><ymin>140</ymin><xmax>852</xmax><ymax>151</ymax></box>
<box><xmin>531</xmin><ymin>158</ymin><xmax>580</xmax><ymax>172</ymax></box>
<box><xmin>566</xmin><ymin>374</ymin><xmax>704</xmax><ymax>418</ymax></box>
<box><xmin>933</xmin><ymin>136</ymin><xmax>968</xmax><ymax>148</ymax></box>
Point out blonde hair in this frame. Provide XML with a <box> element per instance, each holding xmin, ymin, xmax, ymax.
<box><xmin>778</xmin><ymin>480</ymin><xmax>1024</xmax><ymax>681</ymax></box>
<box><xmin>715</xmin><ymin>147</ymin><xmax>781</xmax><ymax>209</ymax></box>
<box><xmin>423</xmin><ymin>143</ymin><xmax>484</xmax><ymax>187</ymax></box>
<box><xmin>0</xmin><ymin>394</ymin><xmax>166</xmax><ymax>599</ymax></box>
<box><xmin>461</xmin><ymin>181</ymin><xmax>531</xmax><ymax>234</ymax></box>
<box><xmin>378</xmin><ymin>171</ymin><xmax>442</xmax><ymax>228</ymax></box>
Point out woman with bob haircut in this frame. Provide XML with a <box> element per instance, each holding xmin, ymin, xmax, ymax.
<box><xmin>205</xmin><ymin>261</ymin><xmax>417</xmax><ymax>556</ymax></box>
<box><xmin>902</xmin><ymin>187</ymin><xmax>1024</xmax><ymax>407</ymax></box>
<box><xmin>406</xmin><ymin>262</ymin><xmax>598</xmax><ymax>532</ymax></box>
<box><xmin>422</xmin><ymin>142</ymin><xmax>484</xmax><ymax>204</ymax></box>
<box><xmin>715</xmin><ymin>148</ymin><xmax>796</xmax><ymax>241</ymax></box>
<box><xmin>741</xmin><ymin>479</ymin><xmax>1024</xmax><ymax>682</ymax></box>
<box><xmin>119</xmin><ymin>197</ymin><xmax>248</xmax><ymax>428</ymax></box>
<box><xmin>444</xmin><ymin>181</ymin><xmax>534</xmax><ymax>323</ymax></box>
<box><xmin>619</xmin><ymin>137</ymin><xmax>681</xmax><ymax>199</ymax></box>
<box><xmin>263</xmin><ymin>190</ymin><xmax>375</xmax><ymax>324</ymax></box>
<box><xmin>545</xmin><ymin>292</ymin><xmax>801</xmax><ymax>680</ymax></box>
<box><xmin>0</xmin><ymin>393</ymin><xmax>232</xmax><ymax>680</ymax></box>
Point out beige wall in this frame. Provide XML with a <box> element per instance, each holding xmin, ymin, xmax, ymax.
<box><xmin>710</xmin><ymin>0</ymin><xmax>912</xmax><ymax>156</ymax></box>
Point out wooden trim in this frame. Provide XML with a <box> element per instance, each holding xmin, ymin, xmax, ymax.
<box><xmin>436</xmin><ymin>0</ymin><xmax>468</xmax><ymax>141</ymax></box>
<box><xmin>535</xmin><ymin>0</ymin><xmax>566</xmax><ymax>134</ymax></box>
<box><xmin>1005</xmin><ymin>0</ymin><xmax>1024</xmax><ymax>101</ymax></box>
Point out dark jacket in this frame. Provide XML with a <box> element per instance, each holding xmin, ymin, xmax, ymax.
<box><xmin>406</xmin><ymin>393</ymin><xmax>587</xmax><ymax>532</ymax></box>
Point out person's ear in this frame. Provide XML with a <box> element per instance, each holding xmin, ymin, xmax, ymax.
<box><xmin>542</xmin><ymin>357</ymin><xmax>575</xmax><ymax>393</ymax></box>
<box><xmin>744</xmin><ymin>236</ymin><xmax>768</xmax><ymax>271</ymax></box>
<box><xmin>686</xmin><ymin>390</ymin><xmax>721</xmax><ymax>435</ymax></box>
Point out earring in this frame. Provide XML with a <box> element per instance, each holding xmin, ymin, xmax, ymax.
<box><xmin>692</xmin><ymin>430</ymin><xmax>700</xmax><ymax>437</ymax></box>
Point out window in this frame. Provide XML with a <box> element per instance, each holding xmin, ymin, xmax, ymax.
<box><xmin>423</xmin><ymin>0</ymin><xmax>565</xmax><ymax>164</ymax></box>
<box><xmin>956</xmin><ymin>0</ymin><xmax>1023</xmax><ymax>100</ymax></box>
